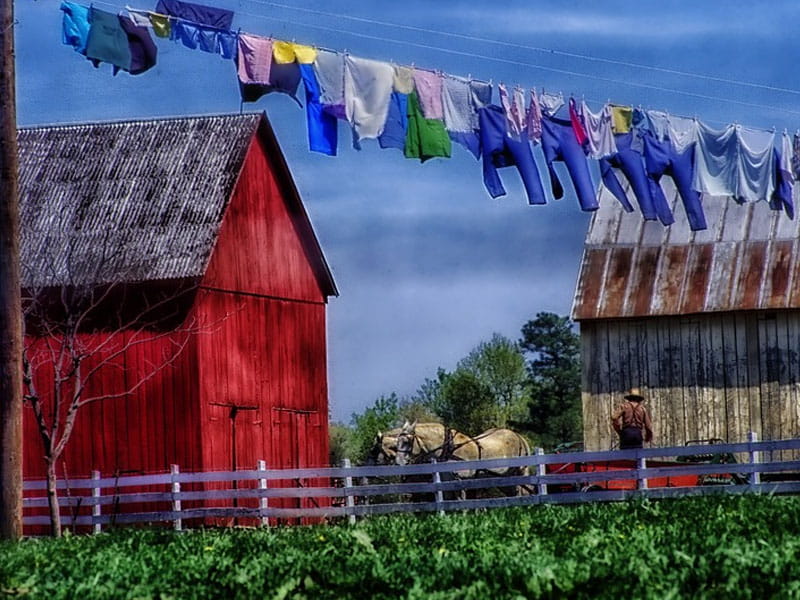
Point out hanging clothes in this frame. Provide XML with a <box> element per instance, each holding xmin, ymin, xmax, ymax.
<box><xmin>216</xmin><ymin>30</ymin><xmax>237</xmax><ymax>59</ymax></box>
<box><xmin>599</xmin><ymin>133</ymin><xmax>673</xmax><ymax>224</ymax></box>
<box><xmin>313</xmin><ymin>50</ymin><xmax>346</xmax><ymax>121</ymax></box>
<box><xmin>411</xmin><ymin>69</ymin><xmax>444</xmax><ymax>120</ymax></box>
<box><xmin>641</xmin><ymin>131</ymin><xmax>706</xmax><ymax>231</ymax></box>
<box><xmin>150</xmin><ymin>13</ymin><xmax>172</xmax><ymax>38</ymax></box>
<box><xmin>344</xmin><ymin>55</ymin><xmax>395</xmax><ymax>143</ymax></box>
<box><xmin>85</xmin><ymin>7</ymin><xmax>132</xmax><ymax>71</ymax></box>
<box><xmin>527</xmin><ymin>89</ymin><xmax>543</xmax><ymax>144</ymax></box>
<box><xmin>693</xmin><ymin>122</ymin><xmax>775</xmax><ymax>203</ymax></box>
<box><xmin>118</xmin><ymin>15</ymin><xmax>157</xmax><ymax>75</ymax></box>
<box><xmin>405</xmin><ymin>91</ymin><xmax>451</xmax><ymax>162</ymax></box>
<box><xmin>237</xmin><ymin>34</ymin><xmax>272</xmax><ymax>85</ymax></box>
<box><xmin>60</xmin><ymin>1</ymin><xmax>91</xmax><ymax>54</ymax></box>
<box><xmin>154</xmin><ymin>0</ymin><xmax>233</xmax><ymax>30</ymax></box>
<box><xmin>539</xmin><ymin>91</ymin><xmax>564</xmax><ymax>117</ymax></box>
<box><xmin>770</xmin><ymin>132</ymin><xmax>795</xmax><ymax>219</ymax></box>
<box><xmin>540</xmin><ymin>116</ymin><xmax>598</xmax><ymax>211</ymax></box>
<box><xmin>611</xmin><ymin>105</ymin><xmax>633</xmax><ymax>134</ymax></box>
<box><xmin>239</xmin><ymin>60</ymin><xmax>301</xmax><ymax>104</ymax></box>
<box><xmin>580</xmin><ymin>101</ymin><xmax>617</xmax><ymax>159</ymax></box>
<box><xmin>378</xmin><ymin>92</ymin><xmax>408</xmax><ymax>151</ymax></box>
<box><xmin>171</xmin><ymin>20</ymin><xmax>199</xmax><ymax>50</ymax></box>
<box><xmin>793</xmin><ymin>133</ymin><xmax>800</xmax><ymax>180</ymax></box>
<box><xmin>299</xmin><ymin>63</ymin><xmax>337</xmax><ymax>156</ymax></box>
<box><xmin>393</xmin><ymin>66</ymin><xmax>415</xmax><ymax>94</ymax></box>
<box><xmin>273</xmin><ymin>41</ymin><xmax>317</xmax><ymax>64</ymax></box>
<box><xmin>498</xmin><ymin>84</ymin><xmax>527</xmax><ymax>140</ymax></box>
<box><xmin>441</xmin><ymin>74</ymin><xmax>480</xmax><ymax>159</ymax></box>
<box><xmin>477</xmin><ymin>105</ymin><xmax>546</xmax><ymax>206</ymax></box>
<box><xmin>568</xmin><ymin>98</ymin><xmax>589</xmax><ymax>152</ymax></box>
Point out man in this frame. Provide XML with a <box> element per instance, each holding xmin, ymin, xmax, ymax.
<box><xmin>611</xmin><ymin>388</ymin><xmax>653</xmax><ymax>449</ymax></box>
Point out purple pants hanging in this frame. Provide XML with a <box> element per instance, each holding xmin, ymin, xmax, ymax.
<box><xmin>540</xmin><ymin>116</ymin><xmax>598</xmax><ymax>211</ymax></box>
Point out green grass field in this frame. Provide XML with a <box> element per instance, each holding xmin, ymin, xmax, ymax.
<box><xmin>2</xmin><ymin>495</ymin><xmax>800</xmax><ymax>599</ymax></box>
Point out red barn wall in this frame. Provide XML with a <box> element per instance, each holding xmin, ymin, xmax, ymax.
<box><xmin>197</xmin><ymin>132</ymin><xmax>331</xmax><ymax>473</ymax></box>
<box><xmin>23</xmin><ymin>328</ymin><xmax>202</xmax><ymax>480</ymax></box>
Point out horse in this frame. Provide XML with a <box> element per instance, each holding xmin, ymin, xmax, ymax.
<box><xmin>395</xmin><ymin>421</ymin><xmax>532</xmax><ymax>495</ymax></box>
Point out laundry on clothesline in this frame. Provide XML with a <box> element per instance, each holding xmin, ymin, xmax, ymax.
<box><xmin>59</xmin><ymin>1</ymin><xmax>800</xmax><ymax>229</ymax></box>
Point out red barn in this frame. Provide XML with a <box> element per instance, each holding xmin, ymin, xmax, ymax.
<box><xmin>19</xmin><ymin>113</ymin><xmax>338</xmax><ymax>492</ymax></box>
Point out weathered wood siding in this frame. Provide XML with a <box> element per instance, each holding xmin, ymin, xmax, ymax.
<box><xmin>581</xmin><ymin>311</ymin><xmax>800</xmax><ymax>451</ymax></box>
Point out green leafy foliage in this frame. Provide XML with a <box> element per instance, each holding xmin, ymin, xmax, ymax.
<box><xmin>518</xmin><ymin>312</ymin><xmax>583</xmax><ymax>449</ymax></box>
<box><xmin>2</xmin><ymin>496</ymin><xmax>800</xmax><ymax>599</ymax></box>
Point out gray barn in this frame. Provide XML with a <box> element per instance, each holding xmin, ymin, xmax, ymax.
<box><xmin>572</xmin><ymin>182</ymin><xmax>800</xmax><ymax>451</ymax></box>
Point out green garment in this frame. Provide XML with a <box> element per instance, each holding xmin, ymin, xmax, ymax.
<box><xmin>404</xmin><ymin>91</ymin><xmax>451</xmax><ymax>162</ymax></box>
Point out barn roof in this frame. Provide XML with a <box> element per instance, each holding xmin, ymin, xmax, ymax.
<box><xmin>572</xmin><ymin>179</ymin><xmax>800</xmax><ymax>320</ymax></box>
<box><xmin>19</xmin><ymin>112</ymin><xmax>337</xmax><ymax>297</ymax></box>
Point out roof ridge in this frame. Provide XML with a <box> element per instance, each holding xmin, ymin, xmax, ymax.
<box><xmin>18</xmin><ymin>112</ymin><xmax>263</xmax><ymax>133</ymax></box>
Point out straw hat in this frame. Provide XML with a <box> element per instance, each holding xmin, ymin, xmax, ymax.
<box><xmin>624</xmin><ymin>387</ymin><xmax>645</xmax><ymax>401</ymax></box>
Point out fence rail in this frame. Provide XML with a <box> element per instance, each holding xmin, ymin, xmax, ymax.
<box><xmin>22</xmin><ymin>435</ymin><xmax>800</xmax><ymax>532</ymax></box>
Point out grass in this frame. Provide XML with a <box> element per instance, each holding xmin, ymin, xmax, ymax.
<box><xmin>2</xmin><ymin>494</ymin><xmax>800</xmax><ymax>599</ymax></box>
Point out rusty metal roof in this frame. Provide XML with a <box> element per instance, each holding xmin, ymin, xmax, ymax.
<box><xmin>572</xmin><ymin>177</ymin><xmax>800</xmax><ymax>320</ymax></box>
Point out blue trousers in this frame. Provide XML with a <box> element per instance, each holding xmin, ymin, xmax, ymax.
<box><xmin>541</xmin><ymin>117</ymin><xmax>598</xmax><ymax>211</ymax></box>
<box><xmin>599</xmin><ymin>133</ymin><xmax>674</xmax><ymax>224</ymax></box>
<box><xmin>642</xmin><ymin>134</ymin><xmax>707</xmax><ymax>231</ymax></box>
<box><xmin>478</xmin><ymin>105</ymin><xmax>546</xmax><ymax>205</ymax></box>
<box><xmin>771</xmin><ymin>146</ymin><xmax>795</xmax><ymax>219</ymax></box>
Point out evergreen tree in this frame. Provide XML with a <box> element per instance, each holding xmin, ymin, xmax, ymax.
<box><xmin>519</xmin><ymin>312</ymin><xmax>582</xmax><ymax>449</ymax></box>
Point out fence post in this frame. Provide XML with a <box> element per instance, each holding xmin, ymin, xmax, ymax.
<box><xmin>343</xmin><ymin>459</ymin><xmax>356</xmax><ymax>525</ymax></box>
<box><xmin>535</xmin><ymin>448</ymin><xmax>547</xmax><ymax>496</ymax></box>
<box><xmin>637</xmin><ymin>455</ymin><xmax>648</xmax><ymax>490</ymax></box>
<box><xmin>91</xmin><ymin>470</ymin><xmax>102</xmax><ymax>534</ymax></box>
<box><xmin>170</xmin><ymin>464</ymin><xmax>182</xmax><ymax>532</ymax></box>
<box><xmin>748</xmin><ymin>431</ymin><xmax>761</xmax><ymax>486</ymax></box>
<box><xmin>257</xmin><ymin>460</ymin><xmax>269</xmax><ymax>528</ymax></box>
<box><xmin>431</xmin><ymin>458</ymin><xmax>445</xmax><ymax>517</ymax></box>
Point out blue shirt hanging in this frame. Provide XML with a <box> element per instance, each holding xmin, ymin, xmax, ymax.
<box><xmin>85</xmin><ymin>7</ymin><xmax>132</xmax><ymax>72</ymax></box>
<box><xmin>60</xmin><ymin>1</ymin><xmax>90</xmax><ymax>55</ymax></box>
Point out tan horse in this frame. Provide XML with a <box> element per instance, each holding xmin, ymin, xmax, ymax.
<box><xmin>368</xmin><ymin>422</ymin><xmax>453</xmax><ymax>466</ymax></box>
<box><xmin>395</xmin><ymin>421</ymin><xmax>532</xmax><ymax>494</ymax></box>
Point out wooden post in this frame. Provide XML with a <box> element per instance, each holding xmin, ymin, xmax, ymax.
<box><xmin>637</xmin><ymin>456</ymin><xmax>648</xmax><ymax>490</ymax></box>
<box><xmin>0</xmin><ymin>0</ymin><xmax>23</xmax><ymax>541</ymax></box>
<box><xmin>748</xmin><ymin>431</ymin><xmax>761</xmax><ymax>486</ymax></box>
<box><xmin>170</xmin><ymin>464</ymin><xmax>182</xmax><ymax>532</ymax></box>
<box><xmin>91</xmin><ymin>470</ymin><xmax>101</xmax><ymax>534</ymax></box>
<box><xmin>535</xmin><ymin>448</ymin><xmax>547</xmax><ymax>496</ymax></box>
<box><xmin>431</xmin><ymin>458</ymin><xmax>445</xmax><ymax>517</ymax></box>
<box><xmin>257</xmin><ymin>460</ymin><xmax>269</xmax><ymax>528</ymax></box>
<box><xmin>343</xmin><ymin>459</ymin><xmax>356</xmax><ymax>525</ymax></box>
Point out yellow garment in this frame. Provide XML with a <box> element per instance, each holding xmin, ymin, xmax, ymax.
<box><xmin>149</xmin><ymin>13</ymin><xmax>171</xmax><ymax>38</ymax></box>
<box><xmin>611</xmin><ymin>105</ymin><xmax>633</xmax><ymax>134</ymax></box>
<box><xmin>393</xmin><ymin>66</ymin><xmax>415</xmax><ymax>94</ymax></box>
<box><xmin>272</xmin><ymin>40</ymin><xmax>317</xmax><ymax>64</ymax></box>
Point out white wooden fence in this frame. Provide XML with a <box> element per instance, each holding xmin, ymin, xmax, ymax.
<box><xmin>22</xmin><ymin>435</ymin><xmax>800</xmax><ymax>532</ymax></box>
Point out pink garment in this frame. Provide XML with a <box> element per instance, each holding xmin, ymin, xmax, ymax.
<box><xmin>527</xmin><ymin>89</ymin><xmax>543</xmax><ymax>144</ymax></box>
<box><xmin>412</xmin><ymin>69</ymin><xmax>443</xmax><ymax>119</ymax></box>
<box><xmin>237</xmin><ymin>34</ymin><xmax>273</xmax><ymax>85</ymax></box>
<box><xmin>499</xmin><ymin>83</ymin><xmax>527</xmax><ymax>140</ymax></box>
<box><xmin>569</xmin><ymin>97</ymin><xmax>588</xmax><ymax>148</ymax></box>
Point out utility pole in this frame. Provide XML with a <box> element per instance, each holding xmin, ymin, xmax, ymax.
<box><xmin>0</xmin><ymin>0</ymin><xmax>23</xmax><ymax>540</ymax></box>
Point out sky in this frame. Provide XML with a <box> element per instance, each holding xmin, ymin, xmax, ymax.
<box><xmin>14</xmin><ymin>1</ymin><xmax>800</xmax><ymax>423</ymax></box>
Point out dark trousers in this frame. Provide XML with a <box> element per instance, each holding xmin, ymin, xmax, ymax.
<box><xmin>619</xmin><ymin>426</ymin><xmax>643</xmax><ymax>449</ymax></box>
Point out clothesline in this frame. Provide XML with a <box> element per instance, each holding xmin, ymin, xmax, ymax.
<box><xmin>59</xmin><ymin>0</ymin><xmax>800</xmax><ymax>232</ymax></box>
<box><xmin>242</xmin><ymin>0</ymin><xmax>800</xmax><ymax>100</ymax></box>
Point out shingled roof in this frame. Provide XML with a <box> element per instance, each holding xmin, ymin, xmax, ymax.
<box><xmin>19</xmin><ymin>112</ymin><xmax>337</xmax><ymax>296</ymax></box>
<box><xmin>572</xmin><ymin>179</ymin><xmax>800</xmax><ymax>320</ymax></box>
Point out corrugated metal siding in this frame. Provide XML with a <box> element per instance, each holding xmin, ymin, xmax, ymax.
<box><xmin>573</xmin><ymin>178</ymin><xmax>800</xmax><ymax>319</ymax></box>
<box><xmin>19</xmin><ymin>114</ymin><xmax>260</xmax><ymax>288</ymax></box>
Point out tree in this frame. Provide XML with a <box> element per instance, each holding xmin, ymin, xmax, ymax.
<box><xmin>21</xmin><ymin>230</ymin><xmax>205</xmax><ymax>537</ymax></box>
<box><xmin>418</xmin><ymin>335</ymin><xmax>530</xmax><ymax>435</ymax></box>
<box><xmin>519</xmin><ymin>312</ymin><xmax>582</xmax><ymax>449</ymax></box>
<box><xmin>347</xmin><ymin>393</ymin><xmax>401</xmax><ymax>465</ymax></box>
